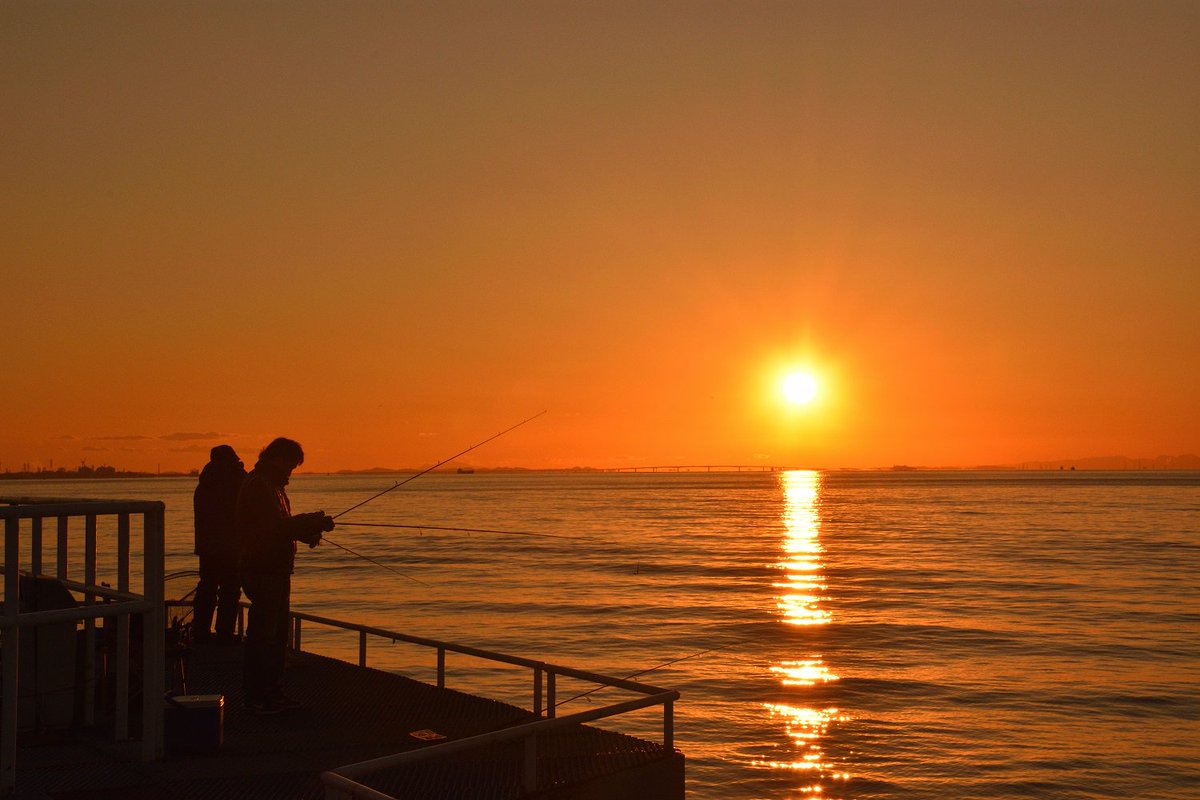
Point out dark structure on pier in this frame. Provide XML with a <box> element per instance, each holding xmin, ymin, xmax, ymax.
<box><xmin>2</xmin><ymin>496</ymin><xmax>683</xmax><ymax>800</ymax></box>
<box><xmin>12</xmin><ymin>643</ymin><xmax>683</xmax><ymax>799</ymax></box>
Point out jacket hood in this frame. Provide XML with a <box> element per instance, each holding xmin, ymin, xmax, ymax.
<box><xmin>199</xmin><ymin>458</ymin><xmax>246</xmax><ymax>485</ymax></box>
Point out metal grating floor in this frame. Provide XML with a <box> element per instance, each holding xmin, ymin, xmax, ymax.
<box><xmin>11</xmin><ymin>642</ymin><xmax>681</xmax><ymax>800</ymax></box>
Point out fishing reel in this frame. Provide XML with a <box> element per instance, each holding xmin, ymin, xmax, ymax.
<box><xmin>296</xmin><ymin>511</ymin><xmax>336</xmax><ymax>547</ymax></box>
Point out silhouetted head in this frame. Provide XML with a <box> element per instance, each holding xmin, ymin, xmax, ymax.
<box><xmin>257</xmin><ymin>437</ymin><xmax>304</xmax><ymax>483</ymax></box>
<box><xmin>210</xmin><ymin>444</ymin><xmax>240</xmax><ymax>463</ymax></box>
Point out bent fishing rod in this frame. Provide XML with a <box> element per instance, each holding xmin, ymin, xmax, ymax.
<box><xmin>332</xmin><ymin>410</ymin><xmax>547</xmax><ymax>520</ymax></box>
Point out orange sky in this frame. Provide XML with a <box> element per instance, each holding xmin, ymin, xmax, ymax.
<box><xmin>2</xmin><ymin>2</ymin><xmax>1197</xmax><ymax>473</ymax></box>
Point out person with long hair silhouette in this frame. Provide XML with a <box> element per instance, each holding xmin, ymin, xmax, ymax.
<box><xmin>236</xmin><ymin>437</ymin><xmax>333</xmax><ymax>715</ymax></box>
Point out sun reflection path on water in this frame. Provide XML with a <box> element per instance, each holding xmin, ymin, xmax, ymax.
<box><xmin>753</xmin><ymin>470</ymin><xmax>851</xmax><ymax>794</ymax></box>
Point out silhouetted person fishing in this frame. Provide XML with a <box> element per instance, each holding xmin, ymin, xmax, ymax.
<box><xmin>237</xmin><ymin>437</ymin><xmax>334</xmax><ymax>715</ymax></box>
<box><xmin>192</xmin><ymin>444</ymin><xmax>246</xmax><ymax>645</ymax></box>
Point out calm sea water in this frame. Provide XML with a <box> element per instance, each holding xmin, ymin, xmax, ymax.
<box><xmin>5</xmin><ymin>470</ymin><xmax>1198</xmax><ymax>798</ymax></box>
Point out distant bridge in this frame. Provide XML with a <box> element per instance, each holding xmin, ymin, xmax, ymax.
<box><xmin>602</xmin><ymin>465</ymin><xmax>783</xmax><ymax>473</ymax></box>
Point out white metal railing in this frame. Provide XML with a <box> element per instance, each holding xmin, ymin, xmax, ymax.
<box><xmin>276</xmin><ymin>612</ymin><xmax>678</xmax><ymax>800</ymax></box>
<box><xmin>1</xmin><ymin>497</ymin><xmax>166</xmax><ymax>796</ymax></box>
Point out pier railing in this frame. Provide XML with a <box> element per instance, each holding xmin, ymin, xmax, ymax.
<box><xmin>280</xmin><ymin>611</ymin><xmax>678</xmax><ymax>800</ymax></box>
<box><xmin>0</xmin><ymin>497</ymin><xmax>166</xmax><ymax>795</ymax></box>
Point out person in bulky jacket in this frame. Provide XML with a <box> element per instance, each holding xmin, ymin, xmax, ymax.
<box><xmin>192</xmin><ymin>444</ymin><xmax>246</xmax><ymax>644</ymax></box>
<box><xmin>237</xmin><ymin>437</ymin><xmax>334</xmax><ymax>714</ymax></box>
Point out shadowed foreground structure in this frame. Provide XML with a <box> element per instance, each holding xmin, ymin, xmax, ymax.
<box><xmin>2</xmin><ymin>495</ymin><xmax>681</xmax><ymax>799</ymax></box>
<box><xmin>13</xmin><ymin>642</ymin><xmax>683</xmax><ymax>799</ymax></box>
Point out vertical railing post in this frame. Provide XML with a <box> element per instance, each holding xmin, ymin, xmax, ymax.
<box><xmin>141</xmin><ymin>504</ymin><xmax>165</xmax><ymax>761</ymax></box>
<box><xmin>30</xmin><ymin>516</ymin><xmax>42</xmax><ymax>576</ymax></box>
<box><xmin>56</xmin><ymin>516</ymin><xmax>68</xmax><ymax>581</ymax></box>
<box><xmin>83</xmin><ymin>515</ymin><xmax>97</xmax><ymax>726</ymax></box>
<box><xmin>117</xmin><ymin>515</ymin><xmax>130</xmax><ymax>589</ymax></box>
<box><xmin>292</xmin><ymin>616</ymin><xmax>302</xmax><ymax>652</ymax></box>
<box><xmin>547</xmin><ymin>672</ymin><xmax>556</xmax><ymax>719</ymax></box>
<box><xmin>359</xmin><ymin>630</ymin><xmax>367</xmax><ymax>667</ymax></box>
<box><xmin>664</xmin><ymin>699</ymin><xmax>674</xmax><ymax>752</ymax></box>
<box><xmin>533</xmin><ymin>667</ymin><xmax>543</xmax><ymax>716</ymax></box>
<box><xmin>437</xmin><ymin>647</ymin><xmax>445</xmax><ymax>689</ymax></box>
<box><xmin>3</xmin><ymin>516</ymin><xmax>21</xmax><ymax>795</ymax></box>
<box><xmin>115</xmin><ymin>513</ymin><xmax>131</xmax><ymax>740</ymax></box>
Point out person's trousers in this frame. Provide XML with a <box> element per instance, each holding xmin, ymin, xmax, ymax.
<box><xmin>241</xmin><ymin>572</ymin><xmax>290</xmax><ymax>704</ymax></box>
<box><xmin>193</xmin><ymin>552</ymin><xmax>241</xmax><ymax>640</ymax></box>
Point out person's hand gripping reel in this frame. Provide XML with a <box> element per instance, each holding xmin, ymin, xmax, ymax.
<box><xmin>298</xmin><ymin>511</ymin><xmax>336</xmax><ymax>548</ymax></box>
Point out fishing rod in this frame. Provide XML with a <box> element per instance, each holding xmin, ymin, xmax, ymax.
<box><xmin>321</xmin><ymin>411</ymin><xmax>547</xmax><ymax>581</ymax></box>
<box><xmin>332</xmin><ymin>410</ymin><xmax>547</xmax><ymax>520</ymax></box>
<box><xmin>335</xmin><ymin>521</ymin><xmax>578</xmax><ymax>540</ymax></box>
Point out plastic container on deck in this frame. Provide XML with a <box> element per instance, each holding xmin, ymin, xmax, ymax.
<box><xmin>164</xmin><ymin>694</ymin><xmax>224</xmax><ymax>755</ymax></box>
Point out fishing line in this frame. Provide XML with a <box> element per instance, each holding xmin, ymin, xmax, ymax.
<box><xmin>168</xmin><ymin>583</ymin><xmax>200</xmax><ymax>625</ymax></box>
<box><xmin>321</xmin><ymin>410</ymin><xmax>547</xmax><ymax>583</ymax></box>
<box><xmin>335</xmin><ymin>521</ymin><xmax>578</xmax><ymax>540</ymax></box>
<box><xmin>486</xmin><ymin>637</ymin><xmax>749</xmax><ymax>734</ymax></box>
<box><xmin>163</xmin><ymin>570</ymin><xmax>204</xmax><ymax>625</ymax></box>
<box><xmin>320</xmin><ymin>536</ymin><xmax>430</xmax><ymax>586</ymax></box>
<box><xmin>332</xmin><ymin>410</ymin><xmax>548</xmax><ymax>520</ymax></box>
<box><xmin>554</xmin><ymin>639</ymin><xmax>744</xmax><ymax>709</ymax></box>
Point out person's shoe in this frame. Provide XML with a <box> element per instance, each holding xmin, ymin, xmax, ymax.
<box><xmin>269</xmin><ymin>692</ymin><xmax>302</xmax><ymax>710</ymax></box>
<box><xmin>247</xmin><ymin>699</ymin><xmax>285</xmax><ymax>716</ymax></box>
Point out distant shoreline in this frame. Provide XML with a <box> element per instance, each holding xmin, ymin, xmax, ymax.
<box><xmin>0</xmin><ymin>468</ymin><xmax>194</xmax><ymax>480</ymax></box>
<box><xmin>2</xmin><ymin>462</ymin><xmax>1198</xmax><ymax>481</ymax></box>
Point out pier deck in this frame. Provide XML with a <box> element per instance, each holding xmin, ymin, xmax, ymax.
<box><xmin>10</xmin><ymin>642</ymin><xmax>683</xmax><ymax>799</ymax></box>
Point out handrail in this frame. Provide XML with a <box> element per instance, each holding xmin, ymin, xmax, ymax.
<box><xmin>333</xmin><ymin>689</ymin><xmax>678</xmax><ymax>777</ymax></box>
<box><xmin>1</xmin><ymin>497</ymin><xmax>165</xmax><ymax>797</ymax></box>
<box><xmin>289</xmin><ymin>610</ymin><xmax>679</xmax><ymax>800</ymax></box>
<box><xmin>0</xmin><ymin>572</ymin><xmax>147</xmax><ymax>604</ymax></box>
<box><xmin>0</xmin><ymin>598</ymin><xmax>153</xmax><ymax>628</ymax></box>
<box><xmin>290</xmin><ymin>610</ymin><xmax>673</xmax><ymax>695</ymax></box>
<box><xmin>0</xmin><ymin>499</ymin><xmax>164</xmax><ymax>516</ymax></box>
<box><xmin>321</xmin><ymin>773</ymin><xmax>396</xmax><ymax>800</ymax></box>
<box><xmin>321</xmin><ymin>689</ymin><xmax>678</xmax><ymax>799</ymax></box>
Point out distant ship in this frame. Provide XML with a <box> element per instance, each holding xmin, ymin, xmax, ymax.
<box><xmin>456</xmin><ymin>467</ymin><xmax>475</xmax><ymax>474</ymax></box>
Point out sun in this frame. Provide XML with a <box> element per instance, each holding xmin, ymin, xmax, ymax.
<box><xmin>781</xmin><ymin>370</ymin><xmax>819</xmax><ymax>406</ymax></box>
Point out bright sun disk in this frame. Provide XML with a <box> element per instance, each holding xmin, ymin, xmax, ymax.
<box><xmin>782</xmin><ymin>371</ymin><xmax>819</xmax><ymax>405</ymax></box>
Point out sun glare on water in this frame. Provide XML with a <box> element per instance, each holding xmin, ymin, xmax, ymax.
<box><xmin>781</xmin><ymin>370</ymin><xmax>820</xmax><ymax>406</ymax></box>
